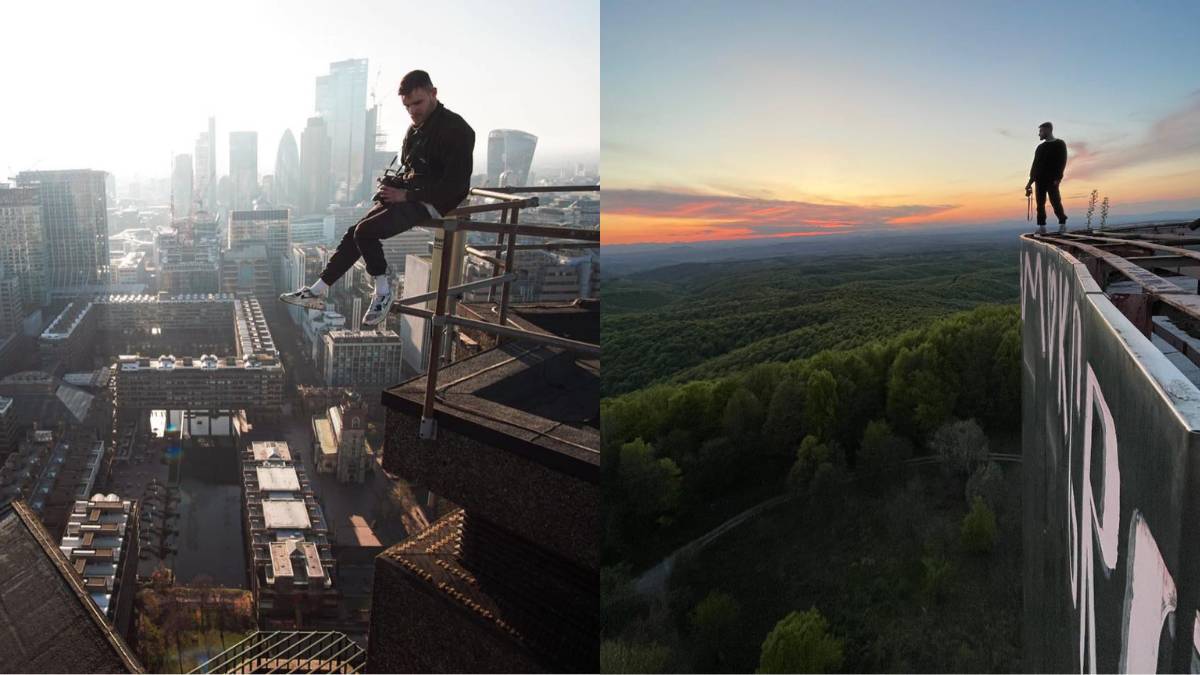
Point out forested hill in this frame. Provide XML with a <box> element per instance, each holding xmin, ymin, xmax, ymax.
<box><xmin>602</xmin><ymin>242</ymin><xmax>1021</xmax><ymax>398</ymax></box>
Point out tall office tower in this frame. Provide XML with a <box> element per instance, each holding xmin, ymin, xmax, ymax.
<box><xmin>359</xmin><ymin>105</ymin><xmax>383</xmax><ymax>203</ymax></box>
<box><xmin>0</xmin><ymin>186</ymin><xmax>46</xmax><ymax>310</ymax></box>
<box><xmin>194</xmin><ymin>117</ymin><xmax>217</xmax><ymax>212</ymax></box>
<box><xmin>229</xmin><ymin>131</ymin><xmax>259</xmax><ymax>211</ymax></box>
<box><xmin>228</xmin><ymin>209</ymin><xmax>291</xmax><ymax>292</ymax></box>
<box><xmin>300</xmin><ymin>117</ymin><xmax>332</xmax><ymax>216</ymax></box>
<box><xmin>315</xmin><ymin>58</ymin><xmax>368</xmax><ymax>204</ymax></box>
<box><xmin>259</xmin><ymin>175</ymin><xmax>275</xmax><ymax>207</ymax></box>
<box><xmin>486</xmin><ymin>129</ymin><xmax>538</xmax><ymax>187</ymax></box>
<box><xmin>217</xmin><ymin>175</ymin><xmax>233</xmax><ymax>213</ymax></box>
<box><xmin>171</xmin><ymin>153</ymin><xmax>193</xmax><ymax>218</ymax></box>
<box><xmin>274</xmin><ymin>129</ymin><xmax>301</xmax><ymax>210</ymax></box>
<box><xmin>13</xmin><ymin>170</ymin><xmax>108</xmax><ymax>293</ymax></box>
<box><xmin>322</xmin><ymin>330</ymin><xmax>402</xmax><ymax>388</ymax></box>
<box><xmin>0</xmin><ymin>271</ymin><xmax>22</xmax><ymax>335</ymax></box>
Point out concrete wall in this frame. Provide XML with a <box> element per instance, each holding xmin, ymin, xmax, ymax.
<box><xmin>1021</xmin><ymin>236</ymin><xmax>1200</xmax><ymax>672</ymax></box>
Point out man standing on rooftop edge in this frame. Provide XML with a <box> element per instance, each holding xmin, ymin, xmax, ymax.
<box><xmin>280</xmin><ymin>69</ymin><xmax>476</xmax><ymax>326</ymax></box>
<box><xmin>1025</xmin><ymin>121</ymin><xmax>1069</xmax><ymax>234</ymax></box>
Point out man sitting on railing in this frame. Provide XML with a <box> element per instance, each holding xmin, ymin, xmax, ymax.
<box><xmin>281</xmin><ymin>69</ymin><xmax>476</xmax><ymax>327</ymax></box>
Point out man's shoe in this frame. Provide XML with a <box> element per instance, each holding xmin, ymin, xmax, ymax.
<box><xmin>1058</xmin><ymin>223</ymin><xmax>1068</xmax><ymax>234</ymax></box>
<box><xmin>362</xmin><ymin>291</ymin><xmax>395</xmax><ymax>327</ymax></box>
<box><xmin>279</xmin><ymin>287</ymin><xmax>326</xmax><ymax>310</ymax></box>
<box><xmin>1036</xmin><ymin>225</ymin><xmax>1047</xmax><ymax>235</ymax></box>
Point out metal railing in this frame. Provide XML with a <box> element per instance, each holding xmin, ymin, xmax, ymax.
<box><xmin>1030</xmin><ymin>219</ymin><xmax>1200</xmax><ymax>370</ymax></box>
<box><xmin>189</xmin><ymin>630</ymin><xmax>365</xmax><ymax>674</ymax></box>
<box><xmin>389</xmin><ymin>185</ymin><xmax>600</xmax><ymax>439</ymax></box>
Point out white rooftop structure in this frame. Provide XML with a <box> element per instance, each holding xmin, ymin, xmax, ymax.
<box><xmin>256</xmin><ymin>466</ymin><xmax>301</xmax><ymax>492</ymax></box>
<box><xmin>262</xmin><ymin>500</ymin><xmax>311</xmax><ymax>530</ymax></box>
<box><xmin>250</xmin><ymin>440</ymin><xmax>292</xmax><ymax>463</ymax></box>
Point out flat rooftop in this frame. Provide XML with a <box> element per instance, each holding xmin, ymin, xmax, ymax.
<box><xmin>256</xmin><ymin>466</ymin><xmax>301</xmax><ymax>492</ymax></box>
<box><xmin>314</xmin><ymin>417</ymin><xmax>337</xmax><ymax>457</ymax></box>
<box><xmin>383</xmin><ymin>302</ymin><xmax>599</xmax><ymax>482</ymax></box>
<box><xmin>250</xmin><ymin>441</ymin><xmax>292</xmax><ymax>463</ymax></box>
<box><xmin>262</xmin><ymin>500</ymin><xmax>312</xmax><ymax>530</ymax></box>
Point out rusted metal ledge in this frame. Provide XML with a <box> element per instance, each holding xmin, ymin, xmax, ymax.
<box><xmin>1034</xmin><ymin>232</ymin><xmax>1200</xmax><ymax>370</ymax></box>
<box><xmin>396</xmin><ymin>185</ymin><xmax>601</xmax><ymax>440</ymax></box>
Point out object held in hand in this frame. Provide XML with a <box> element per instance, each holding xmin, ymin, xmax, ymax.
<box><xmin>373</xmin><ymin>175</ymin><xmax>410</xmax><ymax>203</ymax></box>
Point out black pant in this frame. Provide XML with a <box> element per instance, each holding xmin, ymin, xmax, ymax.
<box><xmin>320</xmin><ymin>202</ymin><xmax>429</xmax><ymax>284</ymax></box>
<box><xmin>1035</xmin><ymin>180</ymin><xmax>1067</xmax><ymax>225</ymax></box>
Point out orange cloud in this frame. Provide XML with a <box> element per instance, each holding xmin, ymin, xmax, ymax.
<box><xmin>603</xmin><ymin>189</ymin><xmax>956</xmax><ymax>243</ymax></box>
<box><xmin>602</xmin><ymin>213</ymin><xmax>841</xmax><ymax>245</ymax></box>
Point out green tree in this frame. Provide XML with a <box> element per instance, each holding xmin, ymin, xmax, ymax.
<box><xmin>743</xmin><ymin>362</ymin><xmax>785</xmax><ymax>407</ymax></box>
<box><xmin>930</xmin><ymin>419</ymin><xmax>989</xmax><ymax>477</ymax></box>
<box><xmin>619</xmin><ymin>438</ymin><xmax>683</xmax><ymax>528</ymax></box>
<box><xmin>886</xmin><ymin>342</ymin><xmax>957</xmax><ymax>436</ymax></box>
<box><xmin>657</xmin><ymin>427</ymin><xmax>698</xmax><ymax>466</ymax></box>
<box><xmin>763</xmin><ymin>376</ymin><xmax>805</xmax><ymax>455</ymax></box>
<box><xmin>757</xmin><ymin>607</ymin><xmax>844</xmax><ymax>674</ymax></box>
<box><xmin>807</xmin><ymin>461</ymin><xmax>845</xmax><ymax>510</ymax></box>
<box><xmin>667</xmin><ymin>380</ymin><xmax>716</xmax><ymax>438</ymax></box>
<box><xmin>856</xmin><ymin>419</ymin><xmax>912</xmax><ymax>485</ymax></box>
<box><xmin>723</xmin><ymin>386</ymin><xmax>765</xmax><ymax>439</ymax></box>
<box><xmin>685</xmin><ymin>436</ymin><xmax>740</xmax><ymax>498</ymax></box>
<box><xmin>690</xmin><ymin>590</ymin><xmax>741</xmax><ymax>668</ymax></box>
<box><xmin>707</xmin><ymin>378</ymin><xmax>741</xmax><ymax>427</ymax></box>
<box><xmin>803</xmin><ymin>370</ymin><xmax>838</xmax><ymax>441</ymax></box>
<box><xmin>920</xmin><ymin>554</ymin><xmax>955</xmax><ymax>604</ymax></box>
<box><xmin>601</xmin><ymin>564</ymin><xmax>646</xmax><ymax>635</ymax></box>
<box><xmin>135</xmin><ymin>614</ymin><xmax>166</xmax><ymax>672</ymax></box>
<box><xmin>961</xmin><ymin>496</ymin><xmax>997</xmax><ymax>554</ymax></box>
<box><xmin>788</xmin><ymin>436</ymin><xmax>831</xmax><ymax>494</ymax></box>
<box><xmin>601</xmin><ymin>640</ymin><xmax>671</xmax><ymax>674</ymax></box>
<box><xmin>965</xmin><ymin>461</ymin><xmax>1004</xmax><ymax>511</ymax></box>
<box><xmin>602</xmin><ymin>386</ymin><xmax>673</xmax><ymax>451</ymax></box>
<box><xmin>988</xmin><ymin>323</ymin><xmax>1022</xmax><ymax>429</ymax></box>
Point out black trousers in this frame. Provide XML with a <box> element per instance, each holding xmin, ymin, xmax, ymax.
<box><xmin>319</xmin><ymin>202</ymin><xmax>429</xmax><ymax>284</ymax></box>
<box><xmin>1035</xmin><ymin>181</ymin><xmax>1067</xmax><ymax>225</ymax></box>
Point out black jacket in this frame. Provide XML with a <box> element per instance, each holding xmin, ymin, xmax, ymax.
<box><xmin>399</xmin><ymin>102</ymin><xmax>475</xmax><ymax>216</ymax></box>
<box><xmin>1029</xmin><ymin>138</ymin><xmax>1067</xmax><ymax>183</ymax></box>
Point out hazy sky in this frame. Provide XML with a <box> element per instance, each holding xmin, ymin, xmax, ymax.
<box><xmin>0</xmin><ymin>0</ymin><xmax>598</xmax><ymax>183</ymax></box>
<box><xmin>602</xmin><ymin>0</ymin><xmax>1200</xmax><ymax>244</ymax></box>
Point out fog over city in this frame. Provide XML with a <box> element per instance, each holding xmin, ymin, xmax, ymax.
<box><xmin>0</xmin><ymin>0</ymin><xmax>599</xmax><ymax>183</ymax></box>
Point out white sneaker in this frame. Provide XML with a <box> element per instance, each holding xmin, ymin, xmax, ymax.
<box><xmin>362</xmin><ymin>291</ymin><xmax>394</xmax><ymax>327</ymax></box>
<box><xmin>279</xmin><ymin>286</ymin><xmax>326</xmax><ymax>310</ymax></box>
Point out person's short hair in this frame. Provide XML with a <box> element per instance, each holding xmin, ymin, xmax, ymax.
<box><xmin>399</xmin><ymin>70</ymin><xmax>434</xmax><ymax>95</ymax></box>
<box><xmin>1039</xmin><ymin>121</ymin><xmax>1053</xmax><ymax>131</ymax></box>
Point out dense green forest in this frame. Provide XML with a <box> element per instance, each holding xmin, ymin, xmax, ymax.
<box><xmin>601</xmin><ymin>281</ymin><xmax>1024</xmax><ymax>672</ymax></box>
<box><xmin>602</xmin><ymin>244</ymin><xmax>1019</xmax><ymax>397</ymax></box>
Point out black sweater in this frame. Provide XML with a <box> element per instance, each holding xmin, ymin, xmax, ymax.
<box><xmin>1029</xmin><ymin>138</ymin><xmax>1067</xmax><ymax>183</ymax></box>
<box><xmin>400</xmin><ymin>102</ymin><xmax>476</xmax><ymax>216</ymax></box>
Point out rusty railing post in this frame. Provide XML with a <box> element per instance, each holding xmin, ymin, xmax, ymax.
<box><xmin>419</xmin><ymin>218</ymin><xmax>458</xmax><ymax>440</ymax></box>
<box><xmin>498</xmin><ymin>207</ymin><xmax>520</xmax><ymax>332</ymax></box>
<box><xmin>487</xmin><ymin>207</ymin><xmax>508</xmax><ymax>304</ymax></box>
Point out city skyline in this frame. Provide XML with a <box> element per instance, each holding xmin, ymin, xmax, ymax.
<box><xmin>602</xmin><ymin>0</ymin><xmax>1200</xmax><ymax>244</ymax></box>
<box><xmin>0</xmin><ymin>0</ymin><xmax>599</xmax><ymax>183</ymax></box>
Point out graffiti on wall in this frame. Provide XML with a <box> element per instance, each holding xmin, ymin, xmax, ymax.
<box><xmin>1022</xmin><ymin>243</ymin><xmax>1184</xmax><ymax>674</ymax></box>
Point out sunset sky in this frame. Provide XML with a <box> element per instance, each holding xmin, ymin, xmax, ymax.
<box><xmin>602</xmin><ymin>0</ymin><xmax>1200</xmax><ymax>245</ymax></box>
